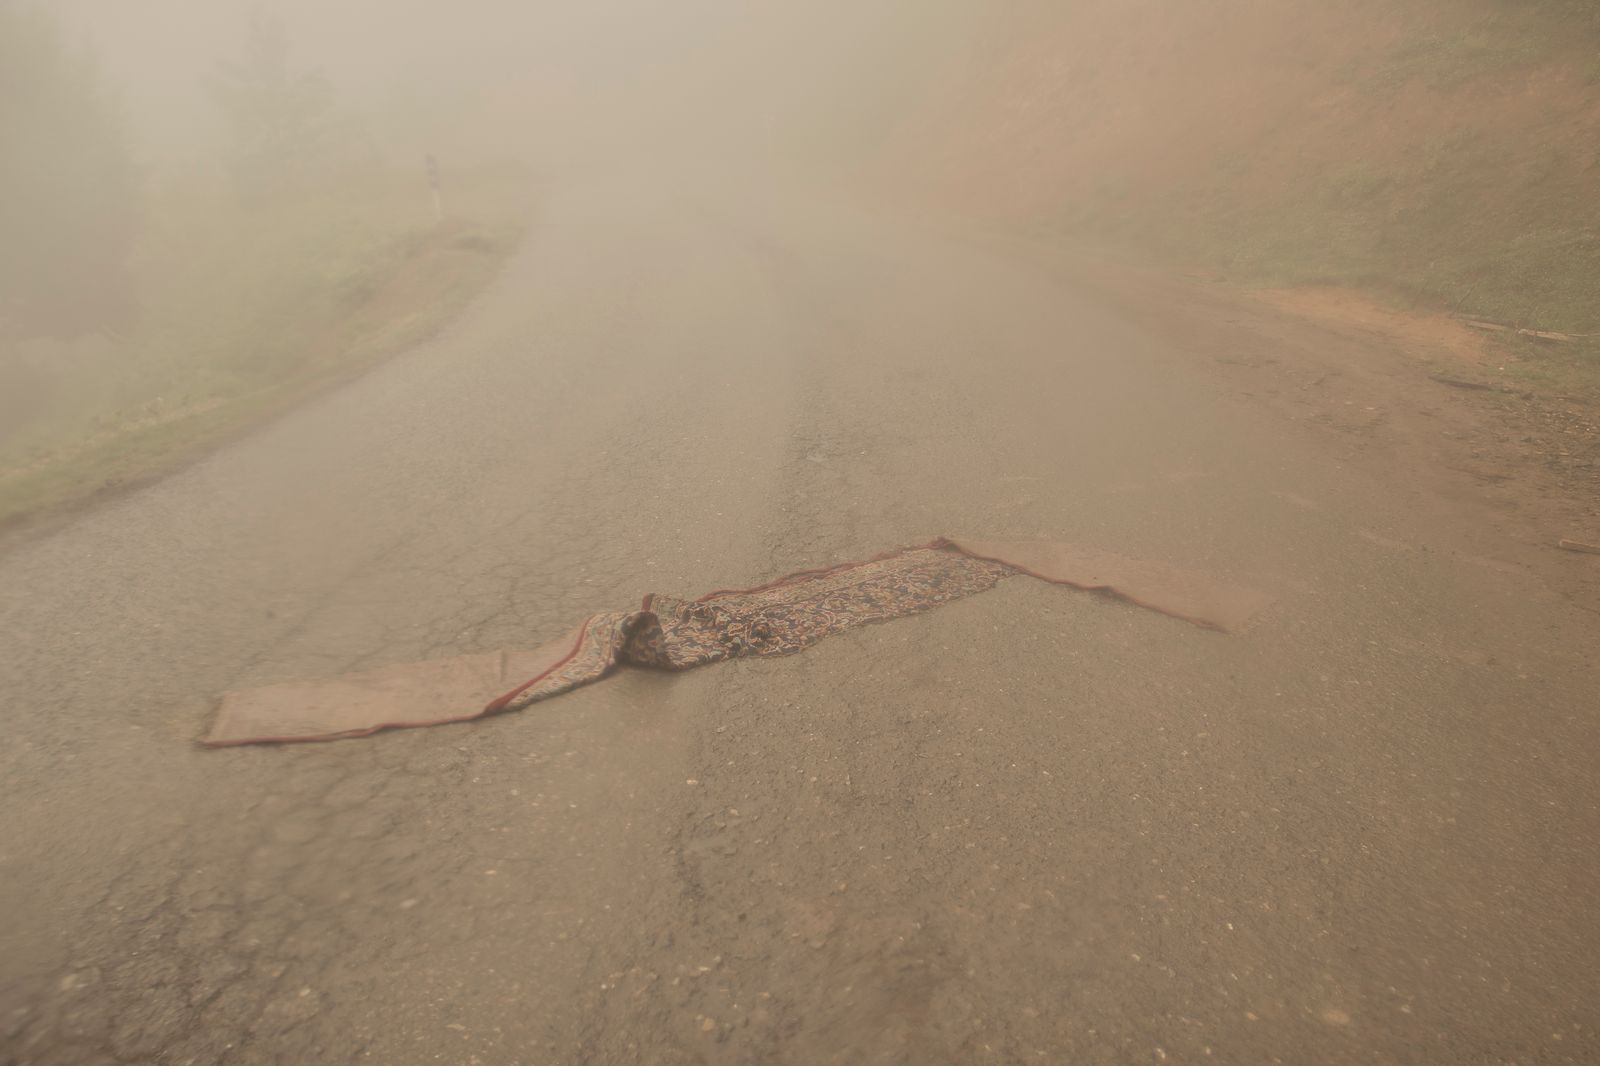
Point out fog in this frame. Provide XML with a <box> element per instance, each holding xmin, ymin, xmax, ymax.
<box><xmin>6</xmin><ymin>2</ymin><xmax>1600</xmax><ymax>1062</ymax></box>
<box><xmin>52</xmin><ymin>0</ymin><xmax>991</xmax><ymax>170</ymax></box>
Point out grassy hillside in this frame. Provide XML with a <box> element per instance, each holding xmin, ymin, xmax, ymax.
<box><xmin>0</xmin><ymin>6</ymin><xmax>534</xmax><ymax>531</ymax></box>
<box><xmin>0</xmin><ymin>166</ymin><xmax>528</xmax><ymax>529</ymax></box>
<box><xmin>895</xmin><ymin>0</ymin><xmax>1600</xmax><ymax>339</ymax></box>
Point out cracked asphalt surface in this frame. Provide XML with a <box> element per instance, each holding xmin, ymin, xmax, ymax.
<box><xmin>3</xmin><ymin>179</ymin><xmax>1599</xmax><ymax>1064</ymax></box>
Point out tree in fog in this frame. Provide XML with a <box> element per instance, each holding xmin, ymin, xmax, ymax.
<box><xmin>209</xmin><ymin>13</ymin><xmax>337</xmax><ymax>204</ymax></box>
<box><xmin>0</xmin><ymin>3</ymin><xmax>140</xmax><ymax>339</ymax></box>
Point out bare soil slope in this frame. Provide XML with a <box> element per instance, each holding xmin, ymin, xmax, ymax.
<box><xmin>893</xmin><ymin>0</ymin><xmax>1600</xmax><ymax>334</ymax></box>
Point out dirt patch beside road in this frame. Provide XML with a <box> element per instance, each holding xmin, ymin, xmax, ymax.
<box><xmin>890</xmin><ymin>0</ymin><xmax>1600</xmax><ymax>338</ymax></box>
<box><xmin>956</xmin><ymin>238</ymin><xmax>1600</xmax><ymax>616</ymax></box>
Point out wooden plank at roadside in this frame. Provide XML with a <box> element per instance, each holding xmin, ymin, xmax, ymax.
<box><xmin>1460</xmin><ymin>319</ymin><xmax>1584</xmax><ymax>343</ymax></box>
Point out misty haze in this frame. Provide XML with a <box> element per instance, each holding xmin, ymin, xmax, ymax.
<box><xmin>3</xmin><ymin>1</ymin><xmax>1599</xmax><ymax>1063</ymax></box>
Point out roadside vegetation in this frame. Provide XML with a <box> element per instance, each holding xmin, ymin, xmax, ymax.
<box><xmin>0</xmin><ymin>8</ymin><xmax>529</xmax><ymax>530</ymax></box>
<box><xmin>902</xmin><ymin>0</ymin><xmax>1600</xmax><ymax>388</ymax></box>
<box><xmin>1126</xmin><ymin>3</ymin><xmax>1598</xmax><ymax>346</ymax></box>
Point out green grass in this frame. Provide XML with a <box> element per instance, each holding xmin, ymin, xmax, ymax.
<box><xmin>1013</xmin><ymin>3</ymin><xmax>1600</xmax><ymax>407</ymax></box>
<box><xmin>1035</xmin><ymin>1</ymin><xmax>1600</xmax><ymax>352</ymax></box>
<box><xmin>1497</xmin><ymin>336</ymin><xmax>1600</xmax><ymax>403</ymax></box>
<box><xmin>1368</xmin><ymin>24</ymin><xmax>1542</xmax><ymax>92</ymax></box>
<box><xmin>1082</xmin><ymin>120</ymin><xmax>1600</xmax><ymax>336</ymax></box>
<box><xmin>1049</xmin><ymin>125</ymin><xmax>1600</xmax><ymax>405</ymax></box>
<box><xmin>0</xmin><ymin>166</ymin><xmax>530</xmax><ymax>531</ymax></box>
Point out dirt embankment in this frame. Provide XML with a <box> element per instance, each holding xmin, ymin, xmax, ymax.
<box><xmin>885</xmin><ymin>0</ymin><xmax>1600</xmax><ymax>606</ymax></box>
<box><xmin>890</xmin><ymin>0</ymin><xmax>1600</xmax><ymax>336</ymax></box>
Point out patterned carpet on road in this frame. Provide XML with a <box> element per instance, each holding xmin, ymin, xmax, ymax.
<box><xmin>204</xmin><ymin>537</ymin><xmax>1270</xmax><ymax>747</ymax></box>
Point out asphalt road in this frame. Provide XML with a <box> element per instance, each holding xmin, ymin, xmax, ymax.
<box><xmin>3</xmin><ymin>179</ymin><xmax>1598</xmax><ymax>1065</ymax></box>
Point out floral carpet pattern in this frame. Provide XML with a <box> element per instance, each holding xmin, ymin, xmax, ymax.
<box><xmin>206</xmin><ymin>538</ymin><xmax>1270</xmax><ymax>746</ymax></box>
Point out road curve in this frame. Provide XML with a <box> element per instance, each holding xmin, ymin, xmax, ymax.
<box><xmin>3</xmin><ymin>177</ymin><xmax>1597</xmax><ymax>1064</ymax></box>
